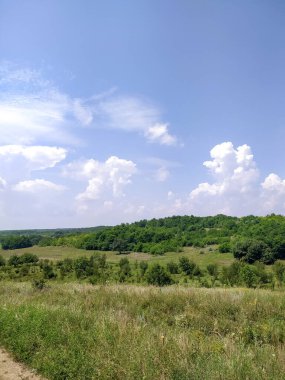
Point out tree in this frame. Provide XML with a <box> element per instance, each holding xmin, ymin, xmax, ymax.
<box><xmin>232</xmin><ymin>239</ymin><xmax>271</xmax><ymax>264</ymax></box>
<box><xmin>240</xmin><ymin>265</ymin><xmax>258</xmax><ymax>288</ymax></box>
<box><xmin>112</xmin><ymin>238</ymin><xmax>128</xmax><ymax>254</ymax></box>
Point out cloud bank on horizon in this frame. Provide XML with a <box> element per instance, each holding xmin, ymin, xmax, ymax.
<box><xmin>0</xmin><ymin>64</ymin><xmax>285</xmax><ymax>229</ymax></box>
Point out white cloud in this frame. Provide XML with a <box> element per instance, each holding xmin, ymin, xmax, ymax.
<box><xmin>155</xmin><ymin>167</ymin><xmax>170</xmax><ymax>182</ymax></box>
<box><xmin>145</xmin><ymin>123</ymin><xmax>177</xmax><ymax>145</ymax></box>
<box><xmin>0</xmin><ymin>145</ymin><xmax>67</xmax><ymax>170</ymax></box>
<box><xmin>167</xmin><ymin>191</ymin><xmax>174</xmax><ymax>200</ymax></box>
<box><xmin>0</xmin><ymin>65</ymin><xmax>178</xmax><ymax>146</ymax></box>
<box><xmin>63</xmin><ymin>156</ymin><xmax>137</xmax><ymax>203</ymax></box>
<box><xmin>0</xmin><ymin>177</ymin><xmax>7</xmax><ymax>190</ymax></box>
<box><xmin>73</xmin><ymin>98</ymin><xmax>93</xmax><ymax>126</ymax></box>
<box><xmin>0</xmin><ymin>87</ymin><xmax>80</xmax><ymax>146</ymax></box>
<box><xmin>260</xmin><ymin>173</ymin><xmax>285</xmax><ymax>212</ymax></box>
<box><xmin>262</xmin><ymin>173</ymin><xmax>285</xmax><ymax>193</ymax></box>
<box><xmin>13</xmin><ymin>179</ymin><xmax>65</xmax><ymax>193</ymax></box>
<box><xmin>0</xmin><ymin>144</ymin><xmax>67</xmax><ymax>185</ymax></box>
<box><xmin>188</xmin><ymin>142</ymin><xmax>260</xmax><ymax>215</ymax></box>
<box><xmin>97</xmin><ymin>96</ymin><xmax>177</xmax><ymax>145</ymax></box>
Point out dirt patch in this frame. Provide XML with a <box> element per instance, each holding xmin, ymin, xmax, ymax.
<box><xmin>0</xmin><ymin>348</ymin><xmax>45</xmax><ymax>380</ymax></box>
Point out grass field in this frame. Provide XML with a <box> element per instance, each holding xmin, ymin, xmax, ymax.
<box><xmin>0</xmin><ymin>245</ymin><xmax>235</xmax><ymax>268</ymax></box>
<box><xmin>0</xmin><ymin>282</ymin><xmax>284</xmax><ymax>380</ymax></box>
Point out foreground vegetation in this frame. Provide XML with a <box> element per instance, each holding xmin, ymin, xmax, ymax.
<box><xmin>0</xmin><ymin>282</ymin><xmax>284</xmax><ymax>380</ymax></box>
<box><xmin>0</xmin><ymin>214</ymin><xmax>285</xmax><ymax>378</ymax></box>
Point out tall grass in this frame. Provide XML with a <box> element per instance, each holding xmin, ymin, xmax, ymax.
<box><xmin>0</xmin><ymin>282</ymin><xmax>284</xmax><ymax>379</ymax></box>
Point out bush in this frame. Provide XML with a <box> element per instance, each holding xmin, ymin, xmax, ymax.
<box><xmin>139</xmin><ymin>261</ymin><xmax>148</xmax><ymax>276</ymax></box>
<box><xmin>166</xmin><ymin>261</ymin><xmax>179</xmax><ymax>274</ymax></box>
<box><xmin>219</xmin><ymin>242</ymin><xmax>231</xmax><ymax>253</ymax></box>
<box><xmin>0</xmin><ymin>255</ymin><xmax>6</xmax><ymax>266</ymax></box>
<box><xmin>118</xmin><ymin>258</ymin><xmax>132</xmax><ymax>282</ymax></box>
<box><xmin>179</xmin><ymin>256</ymin><xmax>198</xmax><ymax>277</ymax></box>
<box><xmin>32</xmin><ymin>278</ymin><xmax>46</xmax><ymax>290</ymax></box>
<box><xmin>273</xmin><ymin>262</ymin><xmax>285</xmax><ymax>284</ymax></box>
<box><xmin>207</xmin><ymin>264</ymin><xmax>218</xmax><ymax>278</ymax></box>
<box><xmin>146</xmin><ymin>264</ymin><xmax>173</xmax><ymax>286</ymax></box>
<box><xmin>8</xmin><ymin>253</ymin><xmax>39</xmax><ymax>267</ymax></box>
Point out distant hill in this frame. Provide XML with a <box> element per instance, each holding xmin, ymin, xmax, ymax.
<box><xmin>0</xmin><ymin>226</ymin><xmax>108</xmax><ymax>237</ymax></box>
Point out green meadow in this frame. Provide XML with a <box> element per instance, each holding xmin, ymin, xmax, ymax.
<box><xmin>0</xmin><ymin>282</ymin><xmax>284</xmax><ymax>380</ymax></box>
<box><xmin>0</xmin><ymin>245</ymin><xmax>234</xmax><ymax>267</ymax></box>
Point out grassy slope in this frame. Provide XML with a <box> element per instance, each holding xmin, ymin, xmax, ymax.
<box><xmin>0</xmin><ymin>245</ymin><xmax>235</xmax><ymax>268</ymax></box>
<box><xmin>0</xmin><ymin>282</ymin><xmax>284</xmax><ymax>380</ymax></box>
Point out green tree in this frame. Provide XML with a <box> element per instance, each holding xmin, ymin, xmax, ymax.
<box><xmin>240</xmin><ymin>265</ymin><xmax>258</xmax><ymax>288</ymax></box>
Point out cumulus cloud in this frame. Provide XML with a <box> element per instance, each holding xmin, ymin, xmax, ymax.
<box><xmin>262</xmin><ymin>173</ymin><xmax>285</xmax><ymax>193</ymax></box>
<box><xmin>188</xmin><ymin>142</ymin><xmax>260</xmax><ymax>215</ymax></box>
<box><xmin>13</xmin><ymin>179</ymin><xmax>65</xmax><ymax>193</ymax></box>
<box><xmin>183</xmin><ymin>141</ymin><xmax>285</xmax><ymax>216</ymax></box>
<box><xmin>145</xmin><ymin>123</ymin><xmax>177</xmax><ymax>145</ymax></box>
<box><xmin>64</xmin><ymin>156</ymin><xmax>137</xmax><ymax>203</ymax></box>
<box><xmin>260</xmin><ymin>173</ymin><xmax>285</xmax><ymax>212</ymax></box>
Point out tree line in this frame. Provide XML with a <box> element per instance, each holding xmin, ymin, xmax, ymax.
<box><xmin>1</xmin><ymin>214</ymin><xmax>285</xmax><ymax>264</ymax></box>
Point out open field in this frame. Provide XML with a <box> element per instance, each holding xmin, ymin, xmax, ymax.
<box><xmin>0</xmin><ymin>282</ymin><xmax>284</xmax><ymax>380</ymax></box>
<box><xmin>0</xmin><ymin>245</ymin><xmax>235</xmax><ymax>268</ymax></box>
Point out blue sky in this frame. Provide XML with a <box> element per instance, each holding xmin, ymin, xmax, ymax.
<box><xmin>0</xmin><ymin>0</ymin><xmax>285</xmax><ymax>229</ymax></box>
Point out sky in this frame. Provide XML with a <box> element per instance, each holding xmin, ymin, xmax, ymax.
<box><xmin>0</xmin><ymin>0</ymin><xmax>285</xmax><ymax>229</ymax></box>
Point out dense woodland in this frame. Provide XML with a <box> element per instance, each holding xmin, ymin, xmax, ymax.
<box><xmin>1</xmin><ymin>214</ymin><xmax>285</xmax><ymax>263</ymax></box>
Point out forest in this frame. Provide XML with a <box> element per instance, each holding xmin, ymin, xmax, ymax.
<box><xmin>1</xmin><ymin>214</ymin><xmax>285</xmax><ymax>263</ymax></box>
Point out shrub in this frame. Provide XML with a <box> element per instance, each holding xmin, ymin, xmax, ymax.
<box><xmin>219</xmin><ymin>242</ymin><xmax>231</xmax><ymax>253</ymax></box>
<box><xmin>207</xmin><ymin>264</ymin><xmax>218</xmax><ymax>278</ymax></box>
<box><xmin>273</xmin><ymin>262</ymin><xmax>285</xmax><ymax>285</ymax></box>
<box><xmin>146</xmin><ymin>264</ymin><xmax>173</xmax><ymax>286</ymax></box>
<box><xmin>179</xmin><ymin>256</ymin><xmax>197</xmax><ymax>277</ymax></box>
<box><xmin>32</xmin><ymin>278</ymin><xmax>46</xmax><ymax>290</ymax></box>
<box><xmin>118</xmin><ymin>258</ymin><xmax>132</xmax><ymax>282</ymax></box>
<box><xmin>139</xmin><ymin>261</ymin><xmax>148</xmax><ymax>276</ymax></box>
<box><xmin>166</xmin><ymin>261</ymin><xmax>179</xmax><ymax>274</ymax></box>
<box><xmin>0</xmin><ymin>255</ymin><xmax>6</xmax><ymax>266</ymax></box>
